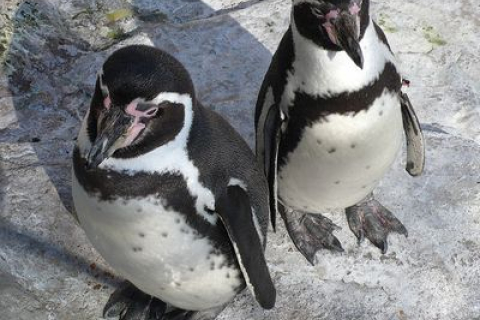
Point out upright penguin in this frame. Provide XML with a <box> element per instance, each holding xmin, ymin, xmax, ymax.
<box><xmin>72</xmin><ymin>45</ymin><xmax>275</xmax><ymax>319</ymax></box>
<box><xmin>255</xmin><ymin>0</ymin><xmax>425</xmax><ymax>264</ymax></box>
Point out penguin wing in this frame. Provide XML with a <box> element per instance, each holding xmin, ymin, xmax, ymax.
<box><xmin>262</xmin><ymin>105</ymin><xmax>283</xmax><ymax>232</ymax></box>
<box><xmin>255</xmin><ymin>29</ymin><xmax>294</xmax><ymax>231</ymax></box>
<box><xmin>400</xmin><ymin>92</ymin><xmax>425</xmax><ymax>176</ymax></box>
<box><xmin>215</xmin><ymin>185</ymin><xmax>276</xmax><ymax>309</ymax></box>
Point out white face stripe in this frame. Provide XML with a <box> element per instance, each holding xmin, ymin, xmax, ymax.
<box><xmin>76</xmin><ymin>92</ymin><xmax>193</xmax><ymax>157</ymax></box>
<box><xmin>228</xmin><ymin>178</ymin><xmax>248</xmax><ymax>191</ymax></box>
<box><xmin>150</xmin><ymin>92</ymin><xmax>193</xmax><ymax>106</ymax></box>
<box><xmin>101</xmin><ymin>92</ymin><xmax>193</xmax><ymax>163</ymax></box>
<box><xmin>280</xmin><ymin>19</ymin><xmax>397</xmax><ymax>113</ymax></box>
<box><xmin>98</xmin><ymin>93</ymin><xmax>218</xmax><ymax>225</ymax></box>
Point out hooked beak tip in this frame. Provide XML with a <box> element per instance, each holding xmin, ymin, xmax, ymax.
<box><xmin>84</xmin><ymin>158</ymin><xmax>101</xmax><ymax>170</ymax></box>
<box><xmin>85</xmin><ymin>137</ymin><xmax>109</xmax><ymax>170</ymax></box>
<box><xmin>352</xmin><ymin>51</ymin><xmax>364</xmax><ymax>69</ymax></box>
<box><xmin>85</xmin><ymin>154</ymin><xmax>103</xmax><ymax>170</ymax></box>
<box><xmin>332</xmin><ymin>11</ymin><xmax>364</xmax><ymax>69</ymax></box>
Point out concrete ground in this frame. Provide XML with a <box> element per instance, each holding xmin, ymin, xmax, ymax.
<box><xmin>0</xmin><ymin>0</ymin><xmax>479</xmax><ymax>319</ymax></box>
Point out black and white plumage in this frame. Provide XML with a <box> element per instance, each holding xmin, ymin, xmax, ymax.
<box><xmin>72</xmin><ymin>45</ymin><xmax>275</xmax><ymax>319</ymax></box>
<box><xmin>255</xmin><ymin>0</ymin><xmax>424</xmax><ymax>264</ymax></box>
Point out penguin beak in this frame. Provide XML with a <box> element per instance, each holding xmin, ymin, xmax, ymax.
<box><xmin>86</xmin><ymin>107</ymin><xmax>133</xmax><ymax>169</ymax></box>
<box><xmin>334</xmin><ymin>10</ymin><xmax>364</xmax><ymax>69</ymax></box>
<box><xmin>323</xmin><ymin>5</ymin><xmax>364</xmax><ymax>69</ymax></box>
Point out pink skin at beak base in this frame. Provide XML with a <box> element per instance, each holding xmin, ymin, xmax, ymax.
<box><xmin>322</xmin><ymin>9</ymin><xmax>340</xmax><ymax>45</ymax></box>
<box><xmin>322</xmin><ymin>3</ymin><xmax>361</xmax><ymax>47</ymax></box>
<box><xmin>121</xmin><ymin>100</ymin><xmax>158</xmax><ymax>148</ymax></box>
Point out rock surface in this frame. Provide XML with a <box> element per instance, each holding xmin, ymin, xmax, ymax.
<box><xmin>0</xmin><ymin>0</ymin><xmax>479</xmax><ymax>319</ymax></box>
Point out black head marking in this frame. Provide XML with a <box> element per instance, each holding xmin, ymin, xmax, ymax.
<box><xmin>86</xmin><ymin>45</ymin><xmax>194</xmax><ymax>163</ymax></box>
<box><xmin>102</xmin><ymin>45</ymin><xmax>194</xmax><ymax>104</ymax></box>
<box><xmin>293</xmin><ymin>0</ymin><xmax>369</xmax><ymax>51</ymax></box>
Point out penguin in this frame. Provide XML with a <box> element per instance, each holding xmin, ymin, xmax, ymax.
<box><xmin>255</xmin><ymin>0</ymin><xmax>425</xmax><ymax>265</ymax></box>
<box><xmin>72</xmin><ymin>45</ymin><xmax>275</xmax><ymax>319</ymax></box>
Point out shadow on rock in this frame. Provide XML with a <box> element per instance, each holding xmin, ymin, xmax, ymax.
<box><xmin>3</xmin><ymin>0</ymin><xmax>272</xmax><ymax>214</ymax></box>
<box><xmin>3</xmin><ymin>0</ymin><xmax>92</xmax><ymax>213</ymax></box>
<box><xmin>0</xmin><ymin>218</ymin><xmax>120</xmax><ymax>287</ymax></box>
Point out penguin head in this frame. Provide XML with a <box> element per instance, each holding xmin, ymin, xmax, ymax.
<box><xmin>85</xmin><ymin>45</ymin><xmax>195</xmax><ymax>169</ymax></box>
<box><xmin>292</xmin><ymin>0</ymin><xmax>368</xmax><ymax>69</ymax></box>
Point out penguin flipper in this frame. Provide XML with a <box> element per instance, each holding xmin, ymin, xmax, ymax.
<box><xmin>400</xmin><ymin>92</ymin><xmax>425</xmax><ymax>176</ymax></box>
<box><xmin>262</xmin><ymin>106</ymin><xmax>283</xmax><ymax>232</ymax></box>
<box><xmin>215</xmin><ymin>185</ymin><xmax>276</xmax><ymax>309</ymax></box>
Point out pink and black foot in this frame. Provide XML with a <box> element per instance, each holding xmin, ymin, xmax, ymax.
<box><xmin>280</xmin><ymin>205</ymin><xmax>344</xmax><ymax>265</ymax></box>
<box><xmin>103</xmin><ymin>282</ymin><xmax>224</xmax><ymax>320</ymax></box>
<box><xmin>345</xmin><ymin>195</ymin><xmax>408</xmax><ymax>253</ymax></box>
<box><xmin>103</xmin><ymin>281</ymin><xmax>166</xmax><ymax>320</ymax></box>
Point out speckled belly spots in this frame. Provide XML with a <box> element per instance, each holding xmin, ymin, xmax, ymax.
<box><xmin>72</xmin><ymin>178</ymin><xmax>242</xmax><ymax>310</ymax></box>
<box><xmin>278</xmin><ymin>91</ymin><xmax>403</xmax><ymax>212</ymax></box>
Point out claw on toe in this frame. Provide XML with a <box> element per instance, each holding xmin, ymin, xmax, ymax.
<box><xmin>281</xmin><ymin>209</ymin><xmax>344</xmax><ymax>265</ymax></box>
<box><xmin>346</xmin><ymin>198</ymin><xmax>408</xmax><ymax>253</ymax></box>
<box><xmin>103</xmin><ymin>282</ymin><xmax>166</xmax><ymax>320</ymax></box>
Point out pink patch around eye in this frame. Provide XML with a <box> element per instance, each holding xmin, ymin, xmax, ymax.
<box><xmin>325</xmin><ymin>9</ymin><xmax>339</xmax><ymax>21</ymax></box>
<box><xmin>349</xmin><ymin>3</ymin><xmax>361</xmax><ymax>15</ymax></box>
<box><xmin>322</xmin><ymin>10</ymin><xmax>339</xmax><ymax>45</ymax></box>
<box><xmin>126</xmin><ymin>101</ymin><xmax>144</xmax><ymax>117</ymax></box>
<box><xmin>104</xmin><ymin>96</ymin><xmax>111</xmax><ymax>109</ymax></box>
<box><xmin>126</xmin><ymin>101</ymin><xmax>159</xmax><ymax>118</ymax></box>
<box><xmin>122</xmin><ymin>122</ymin><xmax>146</xmax><ymax>147</ymax></box>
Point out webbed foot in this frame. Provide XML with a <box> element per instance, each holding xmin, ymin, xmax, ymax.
<box><xmin>163</xmin><ymin>306</ymin><xmax>225</xmax><ymax>320</ymax></box>
<box><xmin>280</xmin><ymin>206</ymin><xmax>343</xmax><ymax>265</ymax></box>
<box><xmin>346</xmin><ymin>196</ymin><xmax>408</xmax><ymax>253</ymax></box>
<box><xmin>103</xmin><ymin>281</ymin><xmax>166</xmax><ymax>320</ymax></box>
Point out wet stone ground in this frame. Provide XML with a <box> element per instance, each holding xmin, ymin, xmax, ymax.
<box><xmin>0</xmin><ymin>0</ymin><xmax>479</xmax><ymax>319</ymax></box>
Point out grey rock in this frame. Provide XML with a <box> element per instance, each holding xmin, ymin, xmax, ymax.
<box><xmin>0</xmin><ymin>0</ymin><xmax>479</xmax><ymax>319</ymax></box>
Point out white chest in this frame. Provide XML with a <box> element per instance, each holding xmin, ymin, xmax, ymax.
<box><xmin>72</xmin><ymin>175</ymin><xmax>241</xmax><ymax>311</ymax></box>
<box><xmin>281</xmin><ymin>20</ymin><xmax>398</xmax><ymax>105</ymax></box>
<box><xmin>276</xmin><ymin>21</ymin><xmax>403</xmax><ymax>212</ymax></box>
<box><xmin>278</xmin><ymin>90</ymin><xmax>403</xmax><ymax>212</ymax></box>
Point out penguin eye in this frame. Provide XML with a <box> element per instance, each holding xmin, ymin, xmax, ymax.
<box><xmin>145</xmin><ymin>107</ymin><xmax>158</xmax><ymax>117</ymax></box>
<box><xmin>136</xmin><ymin>103</ymin><xmax>162</xmax><ymax>118</ymax></box>
<box><xmin>311</xmin><ymin>7</ymin><xmax>324</xmax><ymax>18</ymax></box>
<box><xmin>155</xmin><ymin>101</ymin><xmax>171</xmax><ymax>115</ymax></box>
